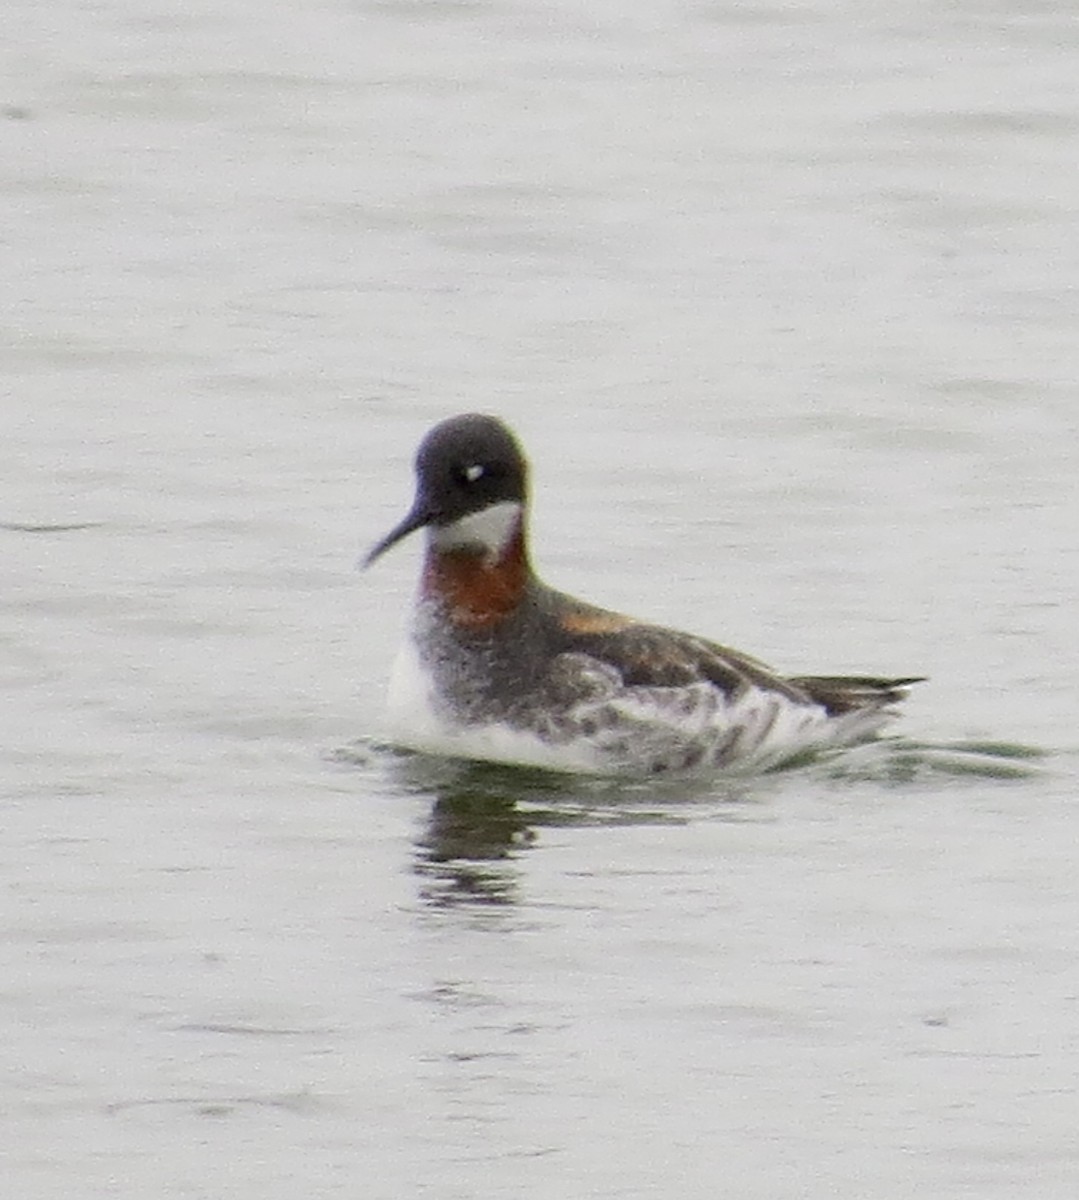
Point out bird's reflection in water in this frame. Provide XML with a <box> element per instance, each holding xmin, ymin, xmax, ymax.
<box><xmin>404</xmin><ymin>756</ymin><xmax>581</xmax><ymax>910</ymax></box>
<box><xmin>391</xmin><ymin>750</ymin><xmax>737</xmax><ymax>911</ymax></box>
<box><xmin>344</xmin><ymin>737</ymin><xmax>1048</xmax><ymax>913</ymax></box>
<box><xmin>417</xmin><ymin>787</ymin><xmax>534</xmax><ymax>907</ymax></box>
<box><xmin>406</xmin><ymin>737</ymin><xmax>1051</xmax><ymax>912</ymax></box>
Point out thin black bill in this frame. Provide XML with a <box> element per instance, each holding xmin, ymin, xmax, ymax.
<box><xmin>362</xmin><ymin>505</ymin><xmax>432</xmax><ymax>568</ymax></box>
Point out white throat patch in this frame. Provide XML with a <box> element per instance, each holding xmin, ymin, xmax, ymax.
<box><xmin>432</xmin><ymin>501</ymin><xmax>522</xmax><ymax>557</ymax></box>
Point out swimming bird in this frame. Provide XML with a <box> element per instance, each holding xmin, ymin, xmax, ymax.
<box><xmin>364</xmin><ymin>413</ymin><xmax>921</xmax><ymax>776</ymax></box>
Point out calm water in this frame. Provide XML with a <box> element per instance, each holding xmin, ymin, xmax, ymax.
<box><xmin>3</xmin><ymin>1</ymin><xmax>1078</xmax><ymax>1196</ymax></box>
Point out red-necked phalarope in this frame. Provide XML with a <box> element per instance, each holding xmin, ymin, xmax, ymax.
<box><xmin>364</xmin><ymin>414</ymin><xmax>922</xmax><ymax>776</ymax></box>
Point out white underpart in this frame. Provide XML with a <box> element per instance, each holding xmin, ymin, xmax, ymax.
<box><xmin>384</xmin><ymin>636</ymin><xmax>604</xmax><ymax>773</ymax></box>
<box><xmin>591</xmin><ymin>680</ymin><xmax>889</xmax><ymax>775</ymax></box>
<box><xmin>384</xmin><ymin>633</ymin><xmax>893</xmax><ymax>778</ymax></box>
<box><xmin>431</xmin><ymin>500</ymin><xmax>521</xmax><ymax>559</ymax></box>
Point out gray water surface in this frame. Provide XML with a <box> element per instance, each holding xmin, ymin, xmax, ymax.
<box><xmin>4</xmin><ymin>2</ymin><xmax>1078</xmax><ymax>1197</ymax></box>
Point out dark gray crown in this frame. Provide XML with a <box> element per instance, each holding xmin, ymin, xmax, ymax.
<box><xmin>414</xmin><ymin>413</ymin><xmax>527</xmax><ymax>525</ymax></box>
<box><xmin>364</xmin><ymin>413</ymin><xmax>528</xmax><ymax>567</ymax></box>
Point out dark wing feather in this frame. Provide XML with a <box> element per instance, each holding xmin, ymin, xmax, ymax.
<box><xmin>549</xmin><ymin>591</ymin><xmax>923</xmax><ymax>715</ymax></box>
<box><xmin>788</xmin><ymin>674</ymin><xmax>926</xmax><ymax>715</ymax></box>
<box><xmin>552</xmin><ymin>598</ymin><xmax>809</xmax><ymax>703</ymax></box>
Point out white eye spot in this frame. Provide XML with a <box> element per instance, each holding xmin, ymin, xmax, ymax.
<box><xmin>464</xmin><ymin>464</ymin><xmax>485</xmax><ymax>483</ymax></box>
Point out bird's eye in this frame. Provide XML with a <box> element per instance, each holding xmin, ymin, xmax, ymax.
<box><xmin>462</xmin><ymin>463</ymin><xmax>485</xmax><ymax>484</ymax></box>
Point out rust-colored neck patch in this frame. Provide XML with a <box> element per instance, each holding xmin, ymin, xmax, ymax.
<box><xmin>422</xmin><ymin>526</ymin><xmax>530</xmax><ymax>630</ymax></box>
